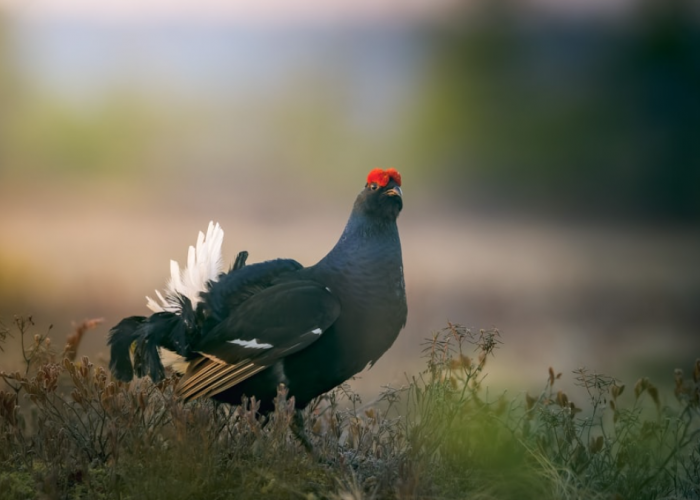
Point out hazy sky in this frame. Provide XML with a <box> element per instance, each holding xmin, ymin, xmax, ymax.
<box><xmin>2</xmin><ymin>0</ymin><xmax>457</xmax><ymax>24</ymax></box>
<box><xmin>1</xmin><ymin>0</ymin><xmax>637</xmax><ymax>25</ymax></box>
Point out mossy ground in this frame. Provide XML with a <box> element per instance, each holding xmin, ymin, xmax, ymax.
<box><xmin>1</xmin><ymin>317</ymin><xmax>698</xmax><ymax>499</ymax></box>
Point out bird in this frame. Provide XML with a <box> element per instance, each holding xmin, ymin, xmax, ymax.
<box><xmin>108</xmin><ymin>168</ymin><xmax>407</xmax><ymax>417</ymax></box>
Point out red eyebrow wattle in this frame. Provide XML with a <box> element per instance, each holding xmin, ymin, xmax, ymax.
<box><xmin>366</xmin><ymin>168</ymin><xmax>402</xmax><ymax>187</ymax></box>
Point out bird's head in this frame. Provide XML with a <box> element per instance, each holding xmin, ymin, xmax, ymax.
<box><xmin>354</xmin><ymin>168</ymin><xmax>403</xmax><ymax>221</ymax></box>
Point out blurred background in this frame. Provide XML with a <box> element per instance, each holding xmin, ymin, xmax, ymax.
<box><xmin>1</xmin><ymin>0</ymin><xmax>698</xmax><ymax>399</ymax></box>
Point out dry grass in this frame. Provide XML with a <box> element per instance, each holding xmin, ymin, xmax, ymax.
<box><xmin>0</xmin><ymin>316</ymin><xmax>698</xmax><ymax>499</ymax></box>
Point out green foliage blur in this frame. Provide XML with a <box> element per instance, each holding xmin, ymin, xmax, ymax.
<box><xmin>1</xmin><ymin>1</ymin><xmax>698</xmax><ymax>220</ymax></box>
<box><xmin>407</xmin><ymin>0</ymin><xmax>700</xmax><ymax>220</ymax></box>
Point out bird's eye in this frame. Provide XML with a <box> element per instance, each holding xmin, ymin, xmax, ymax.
<box><xmin>369</xmin><ymin>183</ymin><xmax>379</xmax><ymax>191</ymax></box>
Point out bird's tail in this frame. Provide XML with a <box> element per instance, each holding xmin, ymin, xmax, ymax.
<box><xmin>108</xmin><ymin>302</ymin><xmax>197</xmax><ymax>382</ymax></box>
<box><xmin>146</xmin><ymin>221</ymin><xmax>225</xmax><ymax>314</ymax></box>
<box><xmin>108</xmin><ymin>316</ymin><xmax>146</xmax><ymax>381</ymax></box>
<box><xmin>108</xmin><ymin>221</ymin><xmax>227</xmax><ymax>382</ymax></box>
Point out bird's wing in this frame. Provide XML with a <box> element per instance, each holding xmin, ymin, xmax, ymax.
<box><xmin>177</xmin><ymin>280</ymin><xmax>340</xmax><ymax>401</ymax></box>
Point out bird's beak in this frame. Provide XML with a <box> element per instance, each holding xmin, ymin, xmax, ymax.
<box><xmin>385</xmin><ymin>186</ymin><xmax>402</xmax><ymax>198</ymax></box>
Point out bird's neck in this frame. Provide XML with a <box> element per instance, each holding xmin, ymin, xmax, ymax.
<box><xmin>317</xmin><ymin>211</ymin><xmax>401</xmax><ymax>269</ymax></box>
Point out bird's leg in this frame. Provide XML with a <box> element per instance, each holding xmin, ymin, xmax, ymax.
<box><xmin>291</xmin><ymin>409</ymin><xmax>316</xmax><ymax>457</ymax></box>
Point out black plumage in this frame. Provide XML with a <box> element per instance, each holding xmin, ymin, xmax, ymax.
<box><xmin>108</xmin><ymin>168</ymin><xmax>407</xmax><ymax>412</ymax></box>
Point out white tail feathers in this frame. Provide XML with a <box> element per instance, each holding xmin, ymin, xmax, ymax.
<box><xmin>146</xmin><ymin>221</ymin><xmax>225</xmax><ymax>313</ymax></box>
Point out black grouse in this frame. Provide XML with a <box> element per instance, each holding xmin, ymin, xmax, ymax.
<box><xmin>108</xmin><ymin>168</ymin><xmax>407</xmax><ymax>413</ymax></box>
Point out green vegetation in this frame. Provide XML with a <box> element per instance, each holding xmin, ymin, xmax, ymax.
<box><xmin>1</xmin><ymin>316</ymin><xmax>698</xmax><ymax>499</ymax></box>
